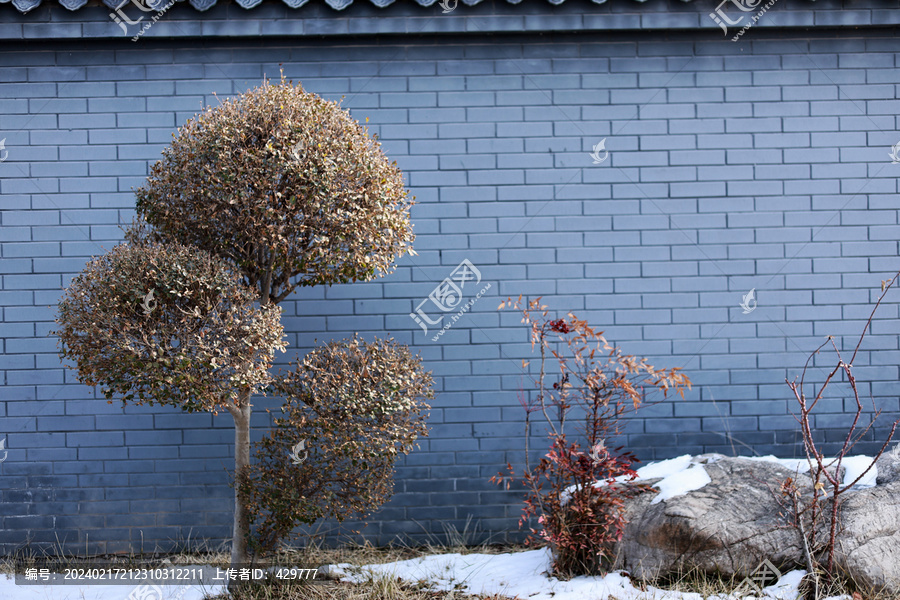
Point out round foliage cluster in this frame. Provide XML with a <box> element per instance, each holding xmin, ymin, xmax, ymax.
<box><xmin>243</xmin><ymin>335</ymin><xmax>433</xmax><ymax>550</ymax></box>
<box><xmin>56</xmin><ymin>241</ymin><xmax>287</xmax><ymax>414</ymax></box>
<box><xmin>135</xmin><ymin>78</ymin><xmax>416</xmax><ymax>303</ymax></box>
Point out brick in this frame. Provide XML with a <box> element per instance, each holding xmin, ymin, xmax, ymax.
<box><xmin>3</xmin><ymin>30</ymin><xmax>900</xmax><ymax>551</ymax></box>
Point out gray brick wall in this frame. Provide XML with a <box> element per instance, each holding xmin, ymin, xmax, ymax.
<box><xmin>2</xmin><ymin>29</ymin><xmax>900</xmax><ymax>553</ymax></box>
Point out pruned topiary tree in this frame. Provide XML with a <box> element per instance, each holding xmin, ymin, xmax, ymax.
<box><xmin>57</xmin><ymin>241</ymin><xmax>286</xmax><ymax>413</ymax></box>
<box><xmin>56</xmin><ymin>77</ymin><xmax>429</xmax><ymax>569</ymax></box>
<box><xmin>243</xmin><ymin>335</ymin><xmax>433</xmax><ymax>552</ymax></box>
<box><xmin>134</xmin><ymin>77</ymin><xmax>415</xmax><ymax>300</ymax></box>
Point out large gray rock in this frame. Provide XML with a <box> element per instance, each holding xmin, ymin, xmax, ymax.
<box><xmin>875</xmin><ymin>446</ymin><xmax>900</xmax><ymax>485</ymax></box>
<box><xmin>612</xmin><ymin>457</ymin><xmax>809</xmax><ymax>579</ymax></box>
<box><xmin>609</xmin><ymin>455</ymin><xmax>900</xmax><ymax>595</ymax></box>
<box><xmin>833</xmin><ymin>480</ymin><xmax>900</xmax><ymax>594</ymax></box>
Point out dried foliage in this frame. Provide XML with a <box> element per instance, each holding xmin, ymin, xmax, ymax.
<box><xmin>492</xmin><ymin>297</ymin><xmax>691</xmax><ymax>577</ymax></box>
<box><xmin>524</xmin><ymin>438</ymin><xmax>646</xmax><ymax>578</ymax></box>
<box><xmin>778</xmin><ymin>272</ymin><xmax>900</xmax><ymax>598</ymax></box>
<box><xmin>244</xmin><ymin>336</ymin><xmax>433</xmax><ymax>551</ymax></box>
<box><xmin>58</xmin><ymin>79</ymin><xmax>423</xmax><ymax>568</ymax></box>
<box><xmin>134</xmin><ymin>77</ymin><xmax>416</xmax><ymax>304</ymax></box>
<box><xmin>55</xmin><ymin>241</ymin><xmax>286</xmax><ymax>414</ymax></box>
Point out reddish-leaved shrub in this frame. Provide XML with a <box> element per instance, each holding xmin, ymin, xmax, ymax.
<box><xmin>493</xmin><ymin>297</ymin><xmax>691</xmax><ymax>577</ymax></box>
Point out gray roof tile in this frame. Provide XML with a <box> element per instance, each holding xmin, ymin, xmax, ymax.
<box><xmin>6</xmin><ymin>0</ymin><xmax>616</xmax><ymax>13</ymax></box>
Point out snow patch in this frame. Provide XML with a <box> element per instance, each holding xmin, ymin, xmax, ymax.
<box><xmin>560</xmin><ymin>455</ymin><xmax>708</xmax><ymax>506</ymax></box>
<box><xmin>651</xmin><ymin>463</ymin><xmax>712</xmax><ymax>504</ymax></box>
<box><xmin>746</xmin><ymin>454</ymin><xmax>877</xmax><ymax>489</ymax></box>
<box><xmin>326</xmin><ymin>547</ymin><xmax>851</xmax><ymax>600</ymax></box>
<box><xmin>635</xmin><ymin>454</ymin><xmax>694</xmax><ymax>480</ymax></box>
<box><xmin>746</xmin><ymin>455</ymin><xmax>811</xmax><ymax>474</ymax></box>
<box><xmin>839</xmin><ymin>455</ymin><xmax>877</xmax><ymax>488</ymax></box>
<box><xmin>560</xmin><ymin>452</ymin><xmax>877</xmax><ymax>509</ymax></box>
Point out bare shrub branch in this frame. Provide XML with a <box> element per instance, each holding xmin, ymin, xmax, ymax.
<box><xmin>781</xmin><ymin>272</ymin><xmax>900</xmax><ymax>594</ymax></box>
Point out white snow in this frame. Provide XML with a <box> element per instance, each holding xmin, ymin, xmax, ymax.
<box><xmin>0</xmin><ymin>571</ymin><xmax>225</xmax><ymax>600</ymax></box>
<box><xmin>746</xmin><ymin>455</ymin><xmax>811</xmax><ymax>474</ymax></box>
<box><xmin>326</xmin><ymin>547</ymin><xmax>851</xmax><ymax>600</ymax></box>
<box><xmin>635</xmin><ymin>454</ymin><xmax>694</xmax><ymax>480</ymax></box>
<box><xmin>758</xmin><ymin>570</ymin><xmax>807</xmax><ymax>600</ymax></box>
<box><xmin>650</xmin><ymin>463</ymin><xmax>712</xmax><ymax>505</ymax></box>
<box><xmin>560</xmin><ymin>454</ymin><xmax>704</xmax><ymax>506</ymax></box>
<box><xmin>747</xmin><ymin>454</ymin><xmax>877</xmax><ymax>489</ymax></box>
<box><xmin>562</xmin><ymin>453</ymin><xmax>878</xmax><ymax>507</ymax></box>
<box><xmin>839</xmin><ymin>455</ymin><xmax>877</xmax><ymax>488</ymax></box>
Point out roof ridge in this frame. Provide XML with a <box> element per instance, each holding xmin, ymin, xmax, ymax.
<box><xmin>7</xmin><ymin>0</ymin><xmax>615</xmax><ymax>15</ymax></box>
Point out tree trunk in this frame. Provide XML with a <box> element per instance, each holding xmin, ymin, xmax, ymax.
<box><xmin>230</xmin><ymin>390</ymin><xmax>253</xmax><ymax>572</ymax></box>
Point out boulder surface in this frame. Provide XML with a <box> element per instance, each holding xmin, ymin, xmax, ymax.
<box><xmin>833</xmin><ymin>479</ymin><xmax>900</xmax><ymax>593</ymax></box>
<box><xmin>610</xmin><ymin>455</ymin><xmax>900</xmax><ymax>595</ymax></box>
<box><xmin>613</xmin><ymin>457</ymin><xmax>808</xmax><ymax>579</ymax></box>
<box><xmin>875</xmin><ymin>447</ymin><xmax>900</xmax><ymax>485</ymax></box>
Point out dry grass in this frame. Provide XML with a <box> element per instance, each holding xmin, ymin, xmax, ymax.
<box><xmin>0</xmin><ymin>527</ymin><xmax>525</xmax><ymax>600</ymax></box>
<box><xmin>203</xmin><ymin>530</ymin><xmax>526</xmax><ymax>600</ymax></box>
<box><xmin>207</xmin><ymin>573</ymin><xmax>514</xmax><ymax>600</ymax></box>
<box><xmin>652</xmin><ymin>564</ymin><xmax>900</xmax><ymax>600</ymax></box>
<box><xmin>5</xmin><ymin>533</ymin><xmax>900</xmax><ymax>599</ymax></box>
<box><xmin>224</xmin><ymin>519</ymin><xmax>529</xmax><ymax>600</ymax></box>
<box><xmin>0</xmin><ymin>534</ymin><xmax>236</xmax><ymax>576</ymax></box>
<box><xmin>207</xmin><ymin>549</ymin><xmax>900</xmax><ymax>600</ymax></box>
